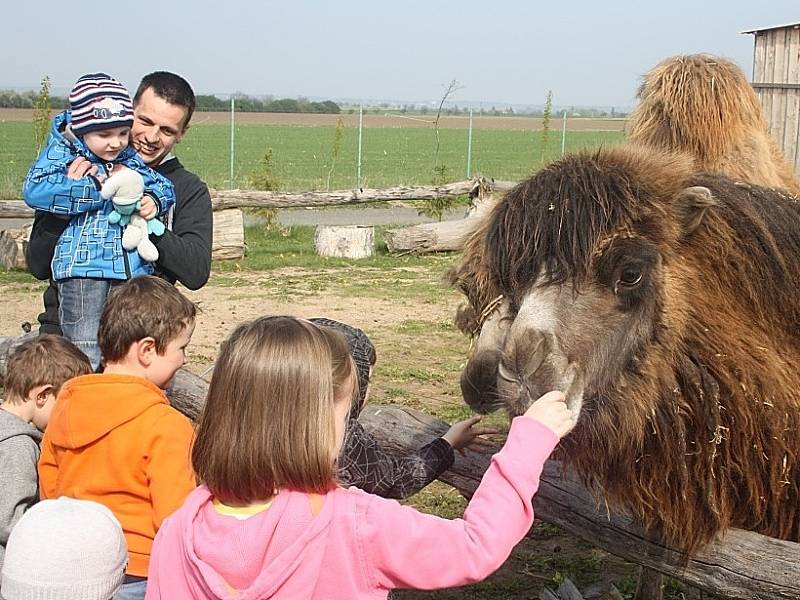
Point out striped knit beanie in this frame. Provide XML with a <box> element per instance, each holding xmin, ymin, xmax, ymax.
<box><xmin>69</xmin><ymin>72</ymin><xmax>134</xmax><ymax>137</ymax></box>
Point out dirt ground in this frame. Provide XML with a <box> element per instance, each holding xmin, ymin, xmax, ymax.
<box><xmin>0</xmin><ymin>107</ymin><xmax>628</xmax><ymax>131</ymax></box>
<box><xmin>0</xmin><ymin>270</ymin><xmax>449</xmax><ymax>375</ymax></box>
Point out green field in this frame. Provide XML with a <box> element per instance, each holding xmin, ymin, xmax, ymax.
<box><xmin>0</xmin><ymin>121</ymin><xmax>624</xmax><ymax>198</ymax></box>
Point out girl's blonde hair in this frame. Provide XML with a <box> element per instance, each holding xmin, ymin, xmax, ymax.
<box><xmin>192</xmin><ymin>316</ymin><xmax>355</xmax><ymax>505</ymax></box>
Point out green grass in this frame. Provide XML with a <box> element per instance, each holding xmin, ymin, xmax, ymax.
<box><xmin>0</xmin><ymin>121</ymin><xmax>624</xmax><ymax>198</ymax></box>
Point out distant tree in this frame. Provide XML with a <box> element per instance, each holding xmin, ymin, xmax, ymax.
<box><xmin>319</xmin><ymin>100</ymin><xmax>341</xmax><ymax>114</ymax></box>
<box><xmin>195</xmin><ymin>94</ymin><xmax>227</xmax><ymax>111</ymax></box>
<box><xmin>266</xmin><ymin>98</ymin><xmax>301</xmax><ymax>112</ymax></box>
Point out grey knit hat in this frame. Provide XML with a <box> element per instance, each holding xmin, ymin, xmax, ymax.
<box><xmin>1</xmin><ymin>497</ymin><xmax>127</xmax><ymax>600</ymax></box>
<box><xmin>309</xmin><ymin>318</ymin><xmax>376</xmax><ymax>412</ymax></box>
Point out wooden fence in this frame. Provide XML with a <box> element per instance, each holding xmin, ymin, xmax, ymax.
<box><xmin>0</xmin><ymin>180</ymin><xmax>516</xmax><ymax>266</ymax></box>
<box><xmin>0</xmin><ymin>179</ymin><xmax>515</xmax><ymax>219</ymax></box>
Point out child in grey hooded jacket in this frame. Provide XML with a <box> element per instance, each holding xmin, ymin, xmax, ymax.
<box><xmin>0</xmin><ymin>335</ymin><xmax>91</xmax><ymax>570</ymax></box>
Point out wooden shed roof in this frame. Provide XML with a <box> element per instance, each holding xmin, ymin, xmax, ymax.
<box><xmin>741</xmin><ymin>21</ymin><xmax>800</xmax><ymax>35</ymax></box>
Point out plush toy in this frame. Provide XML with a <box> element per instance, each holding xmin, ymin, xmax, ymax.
<box><xmin>100</xmin><ymin>169</ymin><xmax>164</xmax><ymax>262</ymax></box>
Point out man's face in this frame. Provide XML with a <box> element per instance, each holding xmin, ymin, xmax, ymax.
<box><xmin>131</xmin><ymin>87</ymin><xmax>188</xmax><ymax>166</ymax></box>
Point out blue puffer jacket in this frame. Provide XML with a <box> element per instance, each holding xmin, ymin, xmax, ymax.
<box><xmin>23</xmin><ymin>111</ymin><xmax>176</xmax><ymax>280</ymax></box>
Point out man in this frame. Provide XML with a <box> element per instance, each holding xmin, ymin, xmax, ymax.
<box><xmin>26</xmin><ymin>72</ymin><xmax>213</xmax><ymax>335</ymax></box>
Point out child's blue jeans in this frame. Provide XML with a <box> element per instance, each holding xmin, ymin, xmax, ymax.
<box><xmin>114</xmin><ymin>579</ymin><xmax>147</xmax><ymax>600</ymax></box>
<box><xmin>57</xmin><ymin>278</ymin><xmax>118</xmax><ymax>370</ymax></box>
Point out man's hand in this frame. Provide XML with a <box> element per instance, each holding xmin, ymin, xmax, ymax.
<box><xmin>138</xmin><ymin>195</ymin><xmax>158</xmax><ymax>220</ymax></box>
<box><xmin>66</xmin><ymin>157</ymin><xmax>98</xmax><ymax>180</ymax></box>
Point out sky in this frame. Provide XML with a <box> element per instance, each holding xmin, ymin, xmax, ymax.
<box><xmin>2</xmin><ymin>0</ymin><xmax>798</xmax><ymax>109</ymax></box>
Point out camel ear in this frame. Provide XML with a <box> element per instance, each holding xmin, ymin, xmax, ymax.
<box><xmin>674</xmin><ymin>186</ymin><xmax>716</xmax><ymax>237</ymax></box>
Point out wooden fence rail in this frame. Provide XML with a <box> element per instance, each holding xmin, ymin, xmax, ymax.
<box><xmin>0</xmin><ymin>179</ymin><xmax>518</xmax><ymax>219</ymax></box>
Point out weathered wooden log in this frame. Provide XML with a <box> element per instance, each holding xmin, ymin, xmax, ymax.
<box><xmin>0</xmin><ymin>225</ymin><xmax>31</xmax><ymax>269</ymax></box>
<box><xmin>1</xmin><ymin>181</ymin><xmax>519</xmax><ymax>218</ymax></box>
<box><xmin>540</xmin><ymin>579</ymin><xmax>588</xmax><ymax>600</ymax></box>
<box><xmin>0</xmin><ymin>201</ymin><xmax>34</xmax><ymax>219</ymax></box>
<box><xmin>382</xmin><ymin>186</ymin><xmax>502</xmax><ymax>255</ymax></box>
<box><xmin>210</xmin><ymin>181</ymin><xmax>476</xmax><ymax>210</ymax></box>
<box><xmin>211</xmin><ymin>208</ymin><xmax>245</xmax><ymax>260</ymax></box>
<box><xmin>167</xmin><ymin>368</ymin><xmax>210</xmax><ymax>422</ymax></box>
<box><xmin>384</xmin><ymin>216</ymin><xmax>483</xmax><ymax>254</ymax></box>
<box><xmin>209</xmin><ymin>179</ymin><xmax>517</xmax><ymax>211</ymax></box>
<box><xmin>357</xmin><ymin>405</ymin><xmax>800</xmax><ymax>600</ymax></box>
<box><xmin>0</xmin><ymin>211</ymin><xmax>243</xmax><ymax>266</ymax></box>
<box><xmin>0</xmin><ymin>332</ymin><xmax>37</xmax><ymax>383</ymax></box>
<box><xmin>315</xmin><ymin>225</ymin><xmax>375</xmax><ymax>259</ymax></box>
<box><xmin>634</xmin><ymin>568</ymin><xmax>665</xmax><ymax>600</ymax></box>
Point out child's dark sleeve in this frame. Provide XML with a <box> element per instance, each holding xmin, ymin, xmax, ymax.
<box><xmin>338</xmin><ymin>417</ymin><xmax>455</xmax><ymax>499</ymax></box>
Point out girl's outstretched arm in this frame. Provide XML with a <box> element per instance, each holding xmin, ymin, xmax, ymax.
<box><xmin>362</xmin><ymin>415</ymin><xmax>560</xmax><ymax>591</ymax></box>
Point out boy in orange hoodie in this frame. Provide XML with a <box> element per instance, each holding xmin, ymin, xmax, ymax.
<box><xmin>38</xmin><ymin>275</ymin><xmax>197</xmax><ymax>600</ymax></box>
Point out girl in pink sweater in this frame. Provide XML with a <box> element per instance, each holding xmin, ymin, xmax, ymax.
<box><xmin>145</xmin><ymin>316</ymin><xmax>575</xmax><ymax>600</ymax></box>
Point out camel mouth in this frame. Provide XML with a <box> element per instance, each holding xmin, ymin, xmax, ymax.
<box><xmin>496</xmin><ymin>362</ymin><xmax>585</xmax><ymax>424</ymax></box>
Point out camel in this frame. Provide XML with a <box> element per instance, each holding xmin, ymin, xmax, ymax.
<box><xmin>448</xmin><ymin>144</ymin><xmax>800</xmax><ymax>555</ymax></box>
<box><xmin>627</xmin><ymin>53</ymin><xmax>800</xmax><ymax>194</ymax></box>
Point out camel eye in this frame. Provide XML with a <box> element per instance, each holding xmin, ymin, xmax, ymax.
<box><xmin>615</xmin><ymin>268</ymin><xmax>643</xmax><ymax>294</ymax></box>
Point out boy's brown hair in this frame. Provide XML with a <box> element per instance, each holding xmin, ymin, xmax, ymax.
<box><xmin>4</xmin><ymin>335</ymin><xmax>92</xmax><ymax>401</ymax></box>
<box><xmin>192</xmin><ymin>316</ymin><xmax>355</xmax><ymax>505</ymax></box>
<box><xmin>98</xmin><ymin>276</ymin><xmax>197</xmax><ymax>363</ymax></box>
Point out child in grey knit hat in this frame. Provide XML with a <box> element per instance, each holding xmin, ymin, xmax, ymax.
<box><xmin>0</xmin><ymin>497</ymin><xmax>127</xmax><ymax>600</ymax></box>
<box><xmin>309</xmin><ymin>318</ymin><xmax>497</xmax><ymax>499</ymax></box>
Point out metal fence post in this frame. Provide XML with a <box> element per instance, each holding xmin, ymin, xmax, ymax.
<box><xmin>561</xmin><ymin>110</ymin><xmax>567</xmax><ymax>156</ymax></box>
<box><xmin>229</xmin><ymin>96</ymin><xmax>235</xmax><ymax>190</ymax></box>
<box><xmin>466</xmin><ymin>108</ymin><xmax>473</xmax><ymax>178</ymax></box>
<box><xmin>356</xmin><ymin>104</ymin><xmax>363</xmax><ymax>189</ymax></box>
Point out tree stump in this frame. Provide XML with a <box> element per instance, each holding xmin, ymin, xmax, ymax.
<box><xmin>211</xmin><ymin>208</ymin><xmax>245</xmax><ymax>260</ymax></box>
<box><xmin>0</xmin><ymin>225</ymin><xmax>32</xmax><ymax>270</ymax></box>
<box><xmin>314</xmin><ymin>225</ymin><xmax>374</xmax><ymax>259</ymax></box>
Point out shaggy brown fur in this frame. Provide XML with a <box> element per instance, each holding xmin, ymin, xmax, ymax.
<box><xmin>451</xmin><ymin>144</ymin><xmax>800</xmax><ymax>555</ymax></box>
<box><xmin>628</xmin><ymin>54</ymin><xmax>800</xmax><ymax>195</ymax></box>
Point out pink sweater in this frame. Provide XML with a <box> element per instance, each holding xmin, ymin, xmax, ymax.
<box><xmin>145</xmin><ymin>416</ymin><xmax>558</xmax><ymax>599</ymax></box>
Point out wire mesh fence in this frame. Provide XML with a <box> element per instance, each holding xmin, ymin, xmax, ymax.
<box><xmin>0</xmin><ymin>108</ymin><xmax>627</xmax><ymax>199</ymax></box>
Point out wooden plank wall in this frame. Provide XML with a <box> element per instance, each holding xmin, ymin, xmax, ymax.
<box><xmin>751</xmin><ymin>24</ymin><xmax>800</xmax><ymax>175</ymax></box>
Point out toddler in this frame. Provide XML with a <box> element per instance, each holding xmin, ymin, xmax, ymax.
<box><xmin>24</xmin><ymin>73</ymin><xmax>176</xmax><ymax>369</ymax></box>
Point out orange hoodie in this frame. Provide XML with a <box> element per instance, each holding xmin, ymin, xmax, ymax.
<box><xmin>38</xmin><ymin>373</ymin><xmax>196</xmax><ymax>577</ymax></box>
